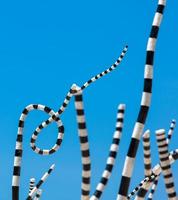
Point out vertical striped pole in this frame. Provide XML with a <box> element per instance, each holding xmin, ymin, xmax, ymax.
<box><xmin>167</xmin><ymin>119</ymin><xmax>176</xmax><ymax>144</ymax></box>
<box><xmin>74</xmin><ymin>86</ymin><xmax>91</xmax><ymax>200</ymax></box>
<box><xmin>134</xmin><ymin>130</ymin><xmax>152</xmax><ymax>199</ymax></box>
<box><xmin>117</xmin><ymin>1</ymin><xmax>166</xmax><ymax>199</ymax></box>
<box><xmin>148</xmin><ymin>120</ymin><xmax>176</xmax><ymax>199</ymax></box>
<box><xmin>90</xmin><ymin>104</ymin><xmax>126</xmax><ymax>200</ymax></box>
<box><xmin>128</xmin><ymin>149</ymin><xmax>178</xmax><ymax>199</ymax></box>
<box><xmin>143</xmin><ymin>130</ymin><xmax>152</xmax><ymax>177</ymax></box>
<box><xmin>156</xmin><ymin>129</ymin><xmax>177</xmax><ymax>199</ymax></box>
<box><xmin>28</xmin><ymin>178</ymin><xmax>35</xmax><ymax>194</ymax></box>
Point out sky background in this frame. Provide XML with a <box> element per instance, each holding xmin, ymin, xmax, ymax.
<box><xmin>0</xmin><ymin>0</ymin><xmax>178</xmax><ymax>199</ymax></box>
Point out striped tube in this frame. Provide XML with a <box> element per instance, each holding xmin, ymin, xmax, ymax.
<box><xmin>148</xmin><ymin>119</ymin><xmax>176</xmax><ymax>200</ymax></box>
<box><xmin>34</xmin><ymin>189</ymin><xmax>42</xmax><ymax>200</ymax></box>
<box><xmin>127</xmin><ymin>174</ymin><xmax>155</xmax><ymax>199</ymax></box>
<box><xmin>117</xmin><ymin>1</ymin><xmax>166</xmax><ymax>199</ymax></box>
<box><xmin>156</xmin><ymin>129</ymin><xmax>177</xmax><ymax>199</ymax></box>
<box><xmin>26</xmin><ymin>164</ymin><xmax>55</xmax><ymax>200</ymax></box>
<box><xmin>81</xmin><ymin>45</ymin><xmax>128</xmax><ymax>90</ymax></box>
<box><xmin>74</xmin><ymin>86</ymin><xmax>91</xmax><ymax>200</ymax></box>
<box><xmin>29</xmin><ymin>45</ymin><xmax>128</xmax><ymax>151</ymax></box>
<box><xmin>167</xmin><ymin>119</ymin><xmax>176</xmax><ymax>144</ymax></box>
<box><xmin>90</xmin><ymin>104</ymin><xmax>126</xmax><ymax>200</ymax></box>
<box><xmin>143</xmin><ymin>130</ymin><xmax>152</xmax><ymax>177</ymax></box>
<box><xmin>147</xmin><ymin>176</ymin><xmax>159</xmax><ymax>200</ymax></box>
<box><xmin>12</xmin><ymin>104</ymin><xmax>63</xmax><ymax>200</ymax></box>
<box><xmin>128</xmin><ymin>149</ymin><xmax>178</xmax><ymax>199</ymax></box>
<box><xmin>28</xmin><ymin>178</ymin><xmax>35</xmax><ymax>194</ymax></box>
<box><xmin>133</xmin><ymin>130</ymin><xmax>152</xmax><ymax>200</ymax></box>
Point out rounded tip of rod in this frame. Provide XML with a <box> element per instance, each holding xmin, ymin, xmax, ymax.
<box><xmin>50</xmin><ymin>164</ymin><xmax>55</xmax><ymax>169</ymax></box>
<box><xmin>125</xmin><ymin>45</ymin><xmax>128</xmax><ymax>48</ymax></box>
<box><xmin>118</xmin><ymin>104</ymin><xmax>126</xmax><ymax>110</ymax></box>
<box><xmin>71</xmin><ymin>83</ymin><xmax>81</xmax><ymax>92</ymax></box>
<box><xmin>143</xmin><ymin>129</ymin><xmax>150</xmax><ymax>138</ymax></box>
<box><xmin>172</xmin><ymin>119</ymin><xmax>176</xmax><ymax>124</ymax></box>
<box><xmin>155</xmin><ymin>129</ymin><xmax>165</xmax><ymax>135</ymax></box>
<box><xmin>30</xmin><ymin>178</ymin><xmax>35</xmax><ymax>182</ymax></box>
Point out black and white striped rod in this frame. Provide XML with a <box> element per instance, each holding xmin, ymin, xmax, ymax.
<box><xmin>26</xmin><ymin>164</ymin><xmax>55</xmax><ymax>200</ymax></box>
<box><xmin>28</xmin><ymin>178</ymin><xmax>35</xmax><ymax>195</ymax></box>
<box><xmin>147</xmin><ymin>176</ymin><xmax>159</xmax><ymax>200</ymax></box>
<box><xmin>74</xmin><ymin>87</ymin><xmax>91</xmax><ymax>200</ymax></box>
<box><xmin>34</xmin><ymin>189</ymin><xmax>42</xmax><ymax>200</ymax></box>
<box><xmin>127</xmin><ymin>174</ymin><xmax>155</xmax><ymax>199</ymax></box>
<box><xmin>143</xmin><ymin>130</ymin><xmax>152</xmax><ymax>177</ymax></box>
<box><xmin>90</xmin><ymin>104</ymin><xmax>126</xmax><ymax>200</ymax></box>
<box><xmin>28</xmin><ymin>178</ymin><xmax>35</xmax><ymax>198</ymax></box>
<box><xmin>128</xmin><ymin>149</ymin><xmax>178</xmax><ymax>199</ymax></box>
<box><xmin>148</xmin><ymin>120</ymin><xmax>176</xmax><ymax>200</ymax></box>
<box><xmin>12</xmin><ymin>46</ymin><xmax>128</xmax><ymax>200</ymax></box>
<box><xmin>117</xmin><ymin>1</ymin><xmax>166</xmax><ymax>199</ymax></box>
<box><xmin>167</xmin><ymin>119</ymin><xmax>176</xmax><ymax>144</ymax></box>
<box><xmin>29</xmin><ymin>45</ymin><xmax>128</xmax><ymax>151</ymax></box>
<box><xmin>156</xmin><ymin>129</ymin><xmax>177</xmax><ymax>199</ymax></box>
<box><xmin>12</xmin><ymin>104</ymin><xmax>63</xmax><ymax>200</ymax></box>
<box><xmin>134</xmin><ymin>130</ymin><xmax>152</xmax><ymax>200</ymax></box>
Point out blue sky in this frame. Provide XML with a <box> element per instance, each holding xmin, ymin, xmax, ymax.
<box><xmin>0</xmin><ymin>0</ymin><xmax>178</xmax><ymax>199</ymax></box>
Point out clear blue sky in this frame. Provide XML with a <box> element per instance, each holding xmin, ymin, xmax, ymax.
<box><xmin>0</xmin><ymin>0</ymin><xmax>178</xmax><ymax>199</ymax></box>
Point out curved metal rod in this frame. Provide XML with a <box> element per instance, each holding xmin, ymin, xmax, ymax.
<box><xmin>12</xmin><ymin>45</ymin><xmax>128</xmax><ymax>200</ymax></box>
<box><xmin>29</xmin><ymin>45</ymin><xmax>128</xmax><ymax>152</ymax></box>
<box><xmin>117</xmin><ymin>1</ymin><xmax>166</xmax><ymax>199</ymax></box>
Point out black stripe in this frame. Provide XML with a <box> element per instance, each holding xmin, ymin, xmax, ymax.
<box><xmin>78</xmin><ymin>122</ymin><xmax>86</xmax><ymax>129</ymax></box>
<box><xmin>13</xmin><ymin>166</ymin><xmax>21</xmax><ymax>176</ymax></box>
<box><xmin>75</xmin><ymin>95</ymin><xmax>82</xmax><ymax>101</ymax></box>
<box><xmin>17</xmin><ymin>135</ymin><xmax>23</xmax><ymax>142</ymax></box>
<box><xmin>137</xmin><ymin>187</ymin><xmax>148</xmax><ymax>197</ymax></box>
<box><xmin>157</xmin><ymin>4</ymin><xmax>165</xmax><ymax>14</ymax></box>
<box><xmin>12</xmin><ymin>186</ymin><xmax>19</xmax><ymax>200</ymax></box>
<box><xmin>119</xmin><ymin>176</ymin><xmax>130</xmax><ymax>196</ymax></box>
<box><xmin>44</xmin><ymin>106</ymin><xmax>51</xmax><ymax>113</ymax></box>
<box><xmin>146</xmin><ymin>51</ymin><xmax>154</xmax><ymax>65</ymax></box>
<box><xmin>83</xmin><ymin>164</ymin><xmax>91</xmax><ymax>171</ymax></box>
<box><xmin>82</xmin><ymin>150</ymin><xmax>90</xmax><ymax>157</ymax></box>
<box><xmin>22</xmin><ymin>108</ymin><xmax>28</xmax><ymax>114</ymax></box>
<box><xmin>36</xmin><ymin>180</ymin><xmax>43</xmax><ymax>188</ymax></box>
<box><xmin>94</xmin><ymin>190</ymin><xmax>102</xmax><ymax>198</ymax></box>
<box><xmin>144</xmin><ymin>78</ymin><xmax>152</xmax><ymax>93</ymax></box>
<box><xmin>15</xmin><ymin>149</ymin><xmax>22</xmax><ymax>157</ymax></box>
<box><xmin>82</xmin><ymin>177</ymin><xmax>90</xmax><ymax>184</ymax></box>
<box><xmin>105</xmin><ymin>164</ymin><xmax>113</xmax><ymax>172</ymax></box>
<box><xmin>76</xmin><ymin>109</ymin><xmax>84</xmax><ymax>115</ymax></box>
<box><xmin>18</xmin><ymin>120</ymin><xmax>24</xmax><ymax>128</ymax></box>
<box><xmin>109</xmin><ymin>151</ymin><xmax>117</xmax><ymax>158</ymax></box>
<box><xmin>150</xmin><ymin>26</ymin><xmax>159</xmax><ymax>38</ymax></box>
<box><xmin>137</xmin><ymin>105</ymin><xmax>149</xmax><ymax>124</ymax></box>
<box><xmin>168</xmin><ymin>192</ymin><xmax>177</xmax><ymax>198</ymax></box>
<box><xmin>128</xmin><ymin>138</ymin><xmax>139</xmax><ymax>158</ymax></box>
<box><xmin>82</xmin><ymin>189</ymin><xmax>89</xmax><ymax>195</ymax></box>
<box><xmin>80</xmin><ymin>136</ymin><xmax>88</xmax><ymax>143</ymax></box>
